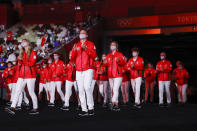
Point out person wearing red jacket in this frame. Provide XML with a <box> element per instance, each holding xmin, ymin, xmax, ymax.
<box><xmin>61</xmin><ymin>52</ymin><xmax>80</xmax><ymax>111</ymax></box>
<box><xmin>104</xmin><ymin>41</ymin><xmax>126</xmax><ymax>111</ymax></box>
<box><xmin>46</xmin><ymin>58</ymin><xmax>52</xmax><ymax>104</ymax></box>
<box><xmin>38</xmin><ymin>62</ymin><xmax>49</xmax><ymax>101</ymax></box>
<box><xmin>70</xmin><ymin>29</ymin><xmax>97</xmax><ymax>116</ymax></box>
<box><xmin>2</xmin><ymin>61</ymin><xmax>14</xmax><ymax>104</ymax></box>
<box><xmin>6</xmin><ymin>39</ymin><xmax>39</xmax><ymax>115</ymax></box>
<box><xmin>12</xmin><ymin>61</ymin><xmax>29</xmax><ymax>110</ymax></box>
<box><xmin>49</xmin><ymin>53</ymin><xmax>65</xmax><ymax>106</ymax></box>
<box><xmin>127</xmin><ymin>48</ymin><xmax>144</xmax><ymax>108</ymax></box>
<box><xmin>156</xmin><ymin>52</ymin><xmax>172</xmax><ymax>107</ymax></box>
<box><xmin>121</xmin><ymin>59</ymin><xmax>130</xmax><ymax>105</ymax></box>
<box><xmin>173</xmin><ymin>61</ymin><xmax>189</xmax><ymax>104</ymax></box>
<box><xmin>98</xmin><ymin>54</ymin><xmax>109</xmax><ymax>107</ymax></box>
<box><xmin>90</xmin><ymin>58</ymin><xmax>100</xmax><ymax>102</ymax></box>
<box><xmin>144</xmin><ymin>63</ymin><xmax>156</xmax><ymax>103</ymax></box>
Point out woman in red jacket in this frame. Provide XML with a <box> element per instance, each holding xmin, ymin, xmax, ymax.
<box><xmin>98</xmin><ymin>54</ymin><xmax>109</xmax><ymax>107</ymax></box>
<box><xmin>104</xmin><ymin>41</ymin><xmax>126</xmax><ymax>111</ymax></box>
<box><xmin>127</xmin><ymin>48</ymin><xmax>144</xmax><ymax>108</ymax></box>
<box><xmin>12</xmin><ymin>61</ymin><xmax>29</xmax><ymax>110</ymax></box>
<box><xmin>38</xmin><ymin>62</ymin><xmax>49</xmax><ymax>102</ymax></box>
<box><xmin>2</xmin><ymin>61</ymin><xmax>14</xmax><ymax>105</ymax></box>
<box><xmin>49</xmin><ymin>53</ymin><xmax>65</xmax><ymax>106</ymax></box>
<box><xmin>61</xmin><ymin>51</ymin><xmax>80</xmax><ymax>111</ymax></box>
<box><xmin>121</xmin><ymin>60</ymin><xmax>130</xmax><ymax>105</ymax></box>
<box><xmin>144</xmin><ymin>63</ymin><xmax>156</xmax><ymax>103</ymax></box>
<box><xmin>6</xmin><ymin>39</ymin><xmax>39</xmax><ymax>115</ymax></box>
<box><xmin>173</xmin><ymin>61</ymin><xmax>189</xmax><ymax>104</ymax></box>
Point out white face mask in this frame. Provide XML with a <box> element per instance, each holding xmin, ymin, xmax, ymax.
<box><xmin>102</xmin><ymin>57</ymin><xmax>106</xmax><ymax>60</ymax></box>
<box><xmin>48</xmin><ymin>60</ymin><xmax>52</xmax><ymax>64</ymax></box>
<box><xmin>13</xmin><ymin>62</ymin><xmax>16</xmax><ymax>65</ymax></box>
<box><xmin>8</xmin><ymin>65</ymin><xmax>12</xmax><ymax>68</ymax></box>
<box><xmin>132</xmin><ymin>52</ymin><xmax>138</xmax><ymax>57</ymax></box>
<box><xmin>160</xmin><ymin>56</ymin><xmax>165</xmax><ymax>60</ymax></box>
<box><xmin>110</xmin><ymin>46</ymin><xmax>116</xmax><ymax>51</ymax></box>
<box><xmin>54</xmin><ymin>56</ymin><xmax>59</xmax><ymax>60</ymax></box>
<box><xmin>21</xmin><ymin>42</ymin><xmax>28</xmax><ymax>47</ymax></box>
<box><xmin>79</xmin><ymin>34</ymin><xmax>87</xmax><ymax>39</ymax></box>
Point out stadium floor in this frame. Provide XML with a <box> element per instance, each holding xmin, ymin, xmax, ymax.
<box><xmin>0</xmin><ymin>103</ymin><xmax>197</xmax><ymax>131</ymax></box>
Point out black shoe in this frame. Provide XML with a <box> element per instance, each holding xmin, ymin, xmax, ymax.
<box><xmin>48</xmin><ymin>103</ymin><xmax>55</xmax><ymax>107</ymax></box>
<box><xmin>5</xmin><ymin>107</ymin><xmax>15</xmax><ymax>115</ymax></box>
<box><xmin>102</xmin><ymin>103</ymin><xmax>107</xmax><ymax>108</ymax></box>
<box><xmin>76</xmin><ymin>105</ymin><xmax>81</xmax><ymax>111</ymax></box>
<box><xmin>112</xmin><ymin>105</ymin><xmax>120</xmax><ymax>112</ymax></box>
<box><xmin>166</xmin><ymin>103</ymin><xmax>171</xmax><ymax>108</ymax></box>
<box><xmin>60</xmin><ymin>106</ymin><xmax>69</xmax><ymax>111</ymax></box>
<box><xmin>29</xmin><ymin>109</ymin><xmax>39</xmax><ymax>115</ymax></box>
<box><xmin>88</xmin><ymin>109</ymin><xmax>95</xmax><ymax>116</ymax></box>
<box><xmin>78</xmin><ymin>111</ymin><xmax>88</xmax><ymax>117</ymax></box>
<box><xmin>133</xmin><ymin>103</ymin><xmax>142</xmax><ymax>109</ymax></box>
<box><xmin>15</xmin><ymin>106</ymin><xmax>22</xmax><ymax>111</ymax></box>
<box><xmin>159</xmin><ymin>103</ymin><xmax>165</xmax><ymax>108</ymax></box>
<box><xmin>6</xmin><ymin>102</ymin><xmax>12</xmax><ymax>106</ymax></box>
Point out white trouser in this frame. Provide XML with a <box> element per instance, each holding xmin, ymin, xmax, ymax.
<box><xmin>158</xmin><ymin>81</ymin><xmax>171</xmax><ymax>104</ymax></box>
<box><xmin>99</xmin><ymin>81</ymin><xmax>108</xmax><ymax>103</ymax></box>
<box><xmin>64</xmin><ymin>80</ymin><xmax>78</xmax><ymax>107</ymax></box>
<box><xmin>39</xmin><ymin>83</ymin><xmax>49</xmax><ymax>100</ymax></box>
<box><xmin>76</xmin><ymin>69</ymin><xmax>94</xmax><ymax>112</ymax></box>
<box><xmin>109</xmin><ymin>77</ymin><xmax>122</xmax><ymax>104</ymax></box>
<box><xmin>8</xmin><ymin>83</ymin><xmax>13</xmax><ymax>102</ymax></box>
<box><xmin>11</xmin><ymin>78</ymin><xmax>38</xmax><ymax>109</ymax></box>
<box><xmin>50</xmin><ymin>81</ymin><xmax>65</xmax><ymax>103</ymax></box>
<box><xmin>131</xmin><ymin>77</ymin><xmax>142</xmax><ymax>104</ymax></box>
<box><xmin>12</xmin><ymin>83</ymin><xmax>29</xmax><ymax>107</ymax></box>
<box><xmin>176</xmin><ymin>84</ymin><xmax>188</xmax><ymax>103</ymax></box>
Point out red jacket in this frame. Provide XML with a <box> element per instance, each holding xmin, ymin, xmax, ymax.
<box><xmin>156</xmin><ymin>60</ymin><xmax>172</xmax><ymax>81</ymax></box>
<box><xmin>49</xmin><ymin>60</ymin><xmax>65</xmax><ymax>81</ymax></box>
<box><xmin>18</xmin><ymin>50</ymin><xmax>37</xmax><ymax>79</ymax></box>
<box><xmin>98</xmin><ymin>62</ymin><xmax>108</xmax><ymax>81</ymax></box>
<box><xmin>173</xmin><ymin>68</ymin><xmax>189</xmax><ymax>85</ymax></box>
<box><xmin>127</xmin><ymin>57</ymin><xmax>144</xmax><ymax>79</ymax></box>
<box><xmin>37</xmin><ymin>67</ymin><xmax>49</xmax><ymax>84</ymax></box>
<box><xmin>70</xmin><ymin>40</ymin><xmax>97</xmax><ymax>72</ymax></box>
<box><xmin>122</xmin><ymin>64</ymin><xmax>130</xmax><ymax>82</ymax></box>
<box><xmin>93</xmin><ymin>61</ymin><xmax>100</xmax><ymax>80</ymax></box>
<box><xmin>12</xmin><ymin>64</ymin><xmax>21</xmax><ymax>83</ymax></box>
<box><xmin>144</xmin><ymin>67</ymin><xmax>157</xmax><ymax>82</ymax></box>
<box><xmin>65</xmin><ymin>62</ymin><xmax>76</xmax><ymax>82</ymax></box>
<box><xmin>2</xmin><ymin>67</ymin><xmax>14</xmax><ymax>84</ymax></box>
<box><xmin>106</xmin><ymin>51</ymin><xmax>127</xmax><ymax>78</ymax></box>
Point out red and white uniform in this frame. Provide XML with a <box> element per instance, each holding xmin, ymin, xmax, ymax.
<box><xmin>173</xmin><ymin>68</ymin><xmax>189</xmax><ymax>103</ymax></box>
<box><xmin>2</xmin><ymin>67</ymin><xmax>14</xmax><ymax>102</ymax></box>
<box><xmin>64</xmin><ymin>62</ymin><xmax>80</xmax><ymax>107</ymax></box>
<box><xmin>49</xmin><ymin>60</ymin><xmax>65</xmax><ymax>103</ymax></box>
<box><xmin>38</xmin><ymin>67</ymin><xmax>49</xmax><ymax>101</ymax></box>
<box><xmin>156</xmin><ymin>60</ymin><xmax>172</xmax><ymax>104</ymax></box>
<box><xmin>12</xmin><ymin>64</ymin><xmax>29</xmax><ymax>107</ymax></box>
<box><xmin>11</xmin><ymin>50</ymin><xmax>38</xmax><ymax>109</ymax></box>
<box><xmin>121</xmin><ymin>64</ymin><xmax>130</xmax><ymax>104</ymax></box>
<box><xmin>91</xmin><ymin>61</ymin><xmax>100</xmax><ymax>94</ymax></box>
<box><xmin>98</xmin><ymin>62</ymin><xmax>109</xmax><ymax>104</ymax></box>
<box><xmin>144</xmin><ymin>67</ymin><xmax>157</xmax><ymax>102</ymax></box>
<box><xmin>106</xmin><ymin>51</ymin><xmax>126</xmax><ymax>104</ymax></box>
<box><xmin>70</xmin><ymin>40</ymin><xmax>97</xmax><ymax>112</ymax></box>
<box><xmin>127</xmin><ymin>56</ymin><xmax>144</xmax><ymax>104</ymax></box>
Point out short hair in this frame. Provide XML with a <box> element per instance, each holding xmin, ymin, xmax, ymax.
<box><xmin>7</xmin><ymin>61</ymin><xmax>13</xmax><ymax>65</ymax></box>
<box><xmin>110</xmin><ymin>41</ymin><xmax>119</xmax><ymax>50</ymax></box>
